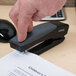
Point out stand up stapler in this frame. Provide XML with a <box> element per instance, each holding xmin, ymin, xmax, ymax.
<box><xmin>10</xmin><ymin>22</ymin><xmax>69</xmax><ymax>55</ymax></box>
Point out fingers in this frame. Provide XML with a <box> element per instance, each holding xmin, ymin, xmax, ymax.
<box><xmin>32</xmin><ymin>11</ymin><xmax>47</xmax><ymax>21</ymax></box>
<box><xmin>17</xmin><ymin>18</ymin><xmax>33</xmax><ymax>42</ymax></box>
<box><xmin>9</xmin><ymin>1</ymin><xmax>19</xmax><ymax>27</ymax></box>
<box><xmin>17</xmin><ymin>11</ymin><xmax>32</xmax><ymax>42</ymax></box>
<box><xmin>32</xmin><ymin>0</ymin><xmax>66</xmax><ymax>21</ymax></box>
<box><xmin>28</xmin><ymin>21</ymin><xmax>33</xmax><ymax>32</ymax></box>
<box><xmin>9</xmin><ymin>0</ymin><xmax>35</xmax><ymax>42</ymax></box>
<box><xmin>48</xmin><ymin>0</ymin><xmax>66</xmax><ymax>16</ymax></box>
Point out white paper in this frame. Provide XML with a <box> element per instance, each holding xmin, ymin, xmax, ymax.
<box><xmin>0</xmin><ymin>50</ymin><xmax>75</xmax><ymax>76</ymax></box>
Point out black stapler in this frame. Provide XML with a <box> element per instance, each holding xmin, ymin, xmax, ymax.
<box><xmin>10</xmin><ymin>22</ymin><xmax>69</xmax><ymax>55</ymax></box>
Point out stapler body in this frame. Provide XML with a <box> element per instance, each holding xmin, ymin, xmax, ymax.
<box><xmin>10</xmin><ymin>22</ymin><xmax>69</xmax><ymax>55</ymax></box>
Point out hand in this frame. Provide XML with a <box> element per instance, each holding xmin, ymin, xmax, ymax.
<box><xmin>9</xmin><ymin>0</ymin><xmax>66</xmax><ymax>42</ymax></box>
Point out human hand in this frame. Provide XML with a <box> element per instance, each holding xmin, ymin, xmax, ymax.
<box><xmin>9</xmin><ymin>0</ymin><xmax>66</xmax><ymax>42</ymax></box>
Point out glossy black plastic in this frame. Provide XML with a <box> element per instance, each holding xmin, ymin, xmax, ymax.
<box><xmin>0</xmin><ymin>19</ymin><xmax>16</xmax><ymax>41</ymax></box>
<box><xmin>10</xmin><ymin>22</ymin><xmax>69</xmax><ymax>53</ymax></box>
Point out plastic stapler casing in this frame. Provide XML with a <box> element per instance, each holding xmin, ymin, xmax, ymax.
<box><xmin>10</xmin><ymin>22</ymin><xmax>69</xmax><ymax>55</ymax></box>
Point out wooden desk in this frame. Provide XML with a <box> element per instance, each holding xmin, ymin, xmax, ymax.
<box><xmin>0</xmin><ymin>5</ymin><xmax>76</xmax><ymax>74</ymax></box>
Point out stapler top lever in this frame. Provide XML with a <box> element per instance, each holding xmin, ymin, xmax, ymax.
<box><xmin>10</xmin><ymin>22</ymin><xmax>69</xmax><ymax>54</ymax></box>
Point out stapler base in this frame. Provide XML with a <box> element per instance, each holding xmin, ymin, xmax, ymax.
<box><xmin>28</xmin><ymin>37</ymin><xmax>65</xmax><ymax>55</ymax></box>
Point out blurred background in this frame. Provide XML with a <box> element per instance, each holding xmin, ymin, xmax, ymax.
<box><xmin>0</xmin><ymin>0</ymin><xmax>76</xmax><ymax>7</ymax></box>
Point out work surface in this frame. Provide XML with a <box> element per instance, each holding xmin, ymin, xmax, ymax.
<box><xmin>0</xmin><ymin>5</ymin><xmax>76</xmax><ymax>74</ymax></box>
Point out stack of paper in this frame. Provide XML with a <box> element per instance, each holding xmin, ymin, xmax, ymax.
<box><xmin>0</xmin><ymin>50</ymin><xmax>75</xmax><ymax>76</ymax></box>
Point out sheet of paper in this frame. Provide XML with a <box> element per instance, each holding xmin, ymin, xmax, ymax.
<box><xmin>0</xmin><ymin>50</ymin><xmax>76</xmax><ymax>76</ymax></box>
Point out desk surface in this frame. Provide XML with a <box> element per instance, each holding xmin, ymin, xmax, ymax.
<box><xmin>0</xmin><ymin>5</ymin><xmax>76</xmax><ymax>74</ymax></box>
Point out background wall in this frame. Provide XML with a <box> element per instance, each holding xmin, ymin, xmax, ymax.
<box><xmin>0</xmin><ymin>0</ymin><xmax>75</xmax><ymax>7</ymax></box>
<box><xmin>0</xmin><ymin>0</ymin><xmax>16</xmax><ymax>5</ymax></box>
